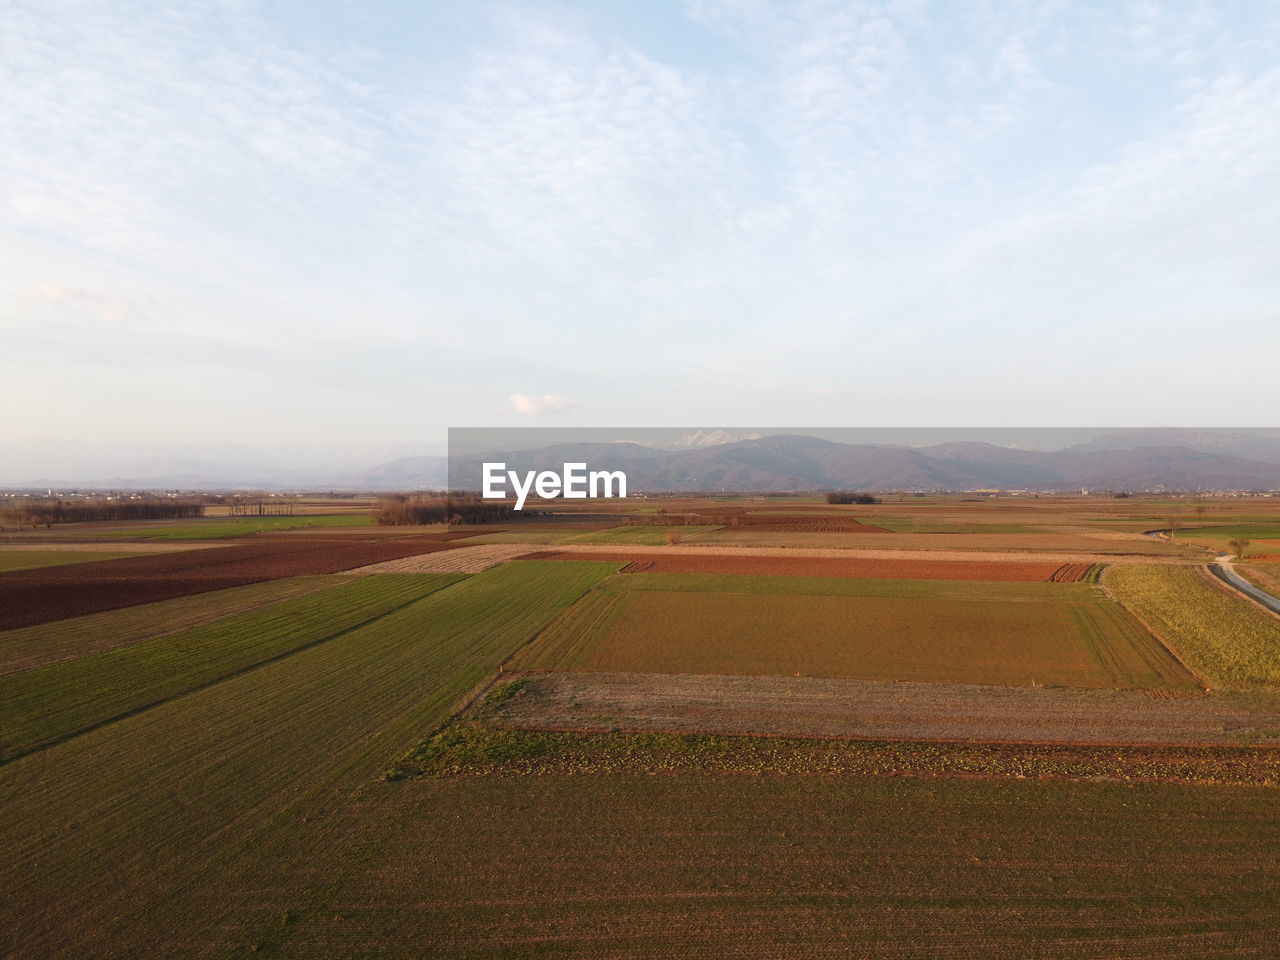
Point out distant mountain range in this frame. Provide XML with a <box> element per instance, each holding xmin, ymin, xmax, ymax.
<box><xmin>5</xmin><ymin>429</ymin><xmax>1280</xmax><ymax>492</ymax></box>
<box><xmin>454</xmin><ymin>431</ymin><xmax>1280</xmax><ymax>493</ymax></box>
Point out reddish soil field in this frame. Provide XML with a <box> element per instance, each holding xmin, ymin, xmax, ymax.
<box><xmin>526</xmin><ymin>550</ymin><xmax>1073</xmax><ymax>582</ymax></box>
<box><xmin>1049</xmin><ymin>562</ymin><xmax>1095</xmax><ymax>582</ymax></box>
<box><xmin>0</xmin><ymin>535</ymin><xmax>464</xmax><ymax>630</ymax></box>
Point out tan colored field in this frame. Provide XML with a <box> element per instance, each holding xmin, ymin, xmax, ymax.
<box><xmin>511</xmin><ymin>576</ymin><xmax>1195</xmax><ymax>690</ymax></box>
<box><xmin>350</xmin><ymin>543</ymin><xmax>535</xmax><ymax>574</ymax></box>
<box><xmin>1239</xmin><ymin>563</ymin><xmax>1280</xmax><ymax>597</ymax></box>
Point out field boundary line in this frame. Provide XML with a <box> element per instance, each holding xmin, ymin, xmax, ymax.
<box><xmin>388</xmin><ymin>574</ymin><xmax>627</xmax><ymax>765</ymax></box>
<box><xmin>0</xmin><ymin>581</ymin><xmax>454</xmax><ymax>767</ymax></box>
<box><xmin>1098</xmin><ymin>567</ymin><xmax>1208</xmax><ymax>691</ymax></box>
<box><xmin>0</xmin><ymin>575</ymin><xmax>358</xmax><ymax>679</ymax></box>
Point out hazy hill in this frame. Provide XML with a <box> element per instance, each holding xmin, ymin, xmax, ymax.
<box><xmin>6</xmin><ymin>431</ymin><xmax>1280</xmax><ymax>492</ymax></box>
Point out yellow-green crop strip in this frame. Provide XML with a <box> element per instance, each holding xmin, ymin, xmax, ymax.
<box><xmin>1106</xmin><ymin>564</ymin><xmax>1280</xmax><ymax>689</ymax></box>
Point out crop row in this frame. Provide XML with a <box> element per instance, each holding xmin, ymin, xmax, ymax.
<box><xmin>0</xmin><ymin>573</ymin><xmax>464</xmax><ymax>762</ymax></box>
<box><xmin>0</xmin><ymin>559</ymin><xmax>619</xmax><ymax>957</ymax></box>
<box><xmin>0</xmin><ymin>575</ymin><xmax>347</xmax><ymax>676</ymax></box>
<box><xmin>512</xmin><ymin>575</ymin><xmax>1189</xmax><ymax>690</ymax></box>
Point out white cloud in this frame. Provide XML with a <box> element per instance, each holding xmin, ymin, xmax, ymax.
<box><xmin>509</xmin><ymin>394</ymin><xmax>573</xmax><ymax>416</ymax></box>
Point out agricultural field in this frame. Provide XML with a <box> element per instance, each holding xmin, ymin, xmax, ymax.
<box><xmin>90</xmin><ymin>513</ymin><xmax>374</xmax><ymax>539</ymax></box>
<box><xmin>274</xmin><ymin>774</ymin><xmax>1280</xmax><ymax>958</ymax></box>
<box><xmin>0</xmin><ymin>559</ymin><xmax>618</xmax><ymax>958</ymax></box>
<box><xmin>530</xmin><ymin>548</ymin><xmax>1098</xmax><ymax>581</ymax></box>
<box><xmin>0</xmin><ymin>531</ymin><xmax>467</xmax><ymax>629</ymax></box>
<box><xmin>4</xmin><ymin>493</ymin><xmax>1280</xmax><ymax>957</ymax></box>
<box><xmin>1106</xmin><ymin>564</ymin><xmax>1280</xmax><ymax>688</ymax></box>
<box><xmin>0</xmin><ymin>574</ymin><xmax>350</xmax><ymax>675</ymax></box>
<box><xmin>0</xmin><ymin>547</ymin><xmax>153</xmax><ymax>571</ymax></box>
<box><xmin>1240</xmin><ymin>563</ymin><xmax>1280</xmax><ymax>597</ymax></box>
<box><xmin>509</xmin><ymin>572</ymin><xmax>1195</xmax><ymax>689</ymax></box>
<box><xmin>1175</xmin><ymin>523</ymin><xmax>1280</xmax><ymax>556</ymax></box>
<box><xmin>0</xmin><ymin>574</ymin><xmax>462</xmax><ymax>761</ymax></box>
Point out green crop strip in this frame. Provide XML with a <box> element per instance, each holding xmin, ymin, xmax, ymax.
<box><xmin>0</xmin><ymin>573</ymin><xmax>463</xmax><ymax>762</ymax></box>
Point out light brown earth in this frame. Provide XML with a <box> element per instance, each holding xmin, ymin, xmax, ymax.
<box><xmin>490</xmin><ymin>671</ymin><xmax>1280</xmax><ymax>746</ymax></box>
<box><xmin>349</xmin><ymin>543</ymin><xmax>536</xmax><ymax>574</ymax></box>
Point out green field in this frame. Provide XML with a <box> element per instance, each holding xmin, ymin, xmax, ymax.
<box><xmin>5</xmin><ymin>497</ymin><xmax>1280</xmax><ymax>958</ymax></box>
<box><xmin>92</xmin><ymin>513</ymin><xmax>372</xmax><ymax>540</ymax></box>
<box><xmin>613</xmin><ymin>570</ymin><xmax>1098</xmax><ymax>601</ymax></box>
<box><xmin>0</xmin><ymin>559</ymin><xmax>618</xmax><ymax>958</ymax></box>
<box><xmin>271</xmin><ymin>773</ymin><xmax>1280</xmax><ymax>958</ymax></box>
<box><xmin>1177</xmin><ymin>524</ymin><xmax>1280</xmax><ymax>555</ymax></box>
<box><xmin>0</xmin><ymin>574</ymin><xmax>462</xmax><ymax>761</ymax></box>
<box><xmin>0</xmin><ymin>575</ymin><xmax>348</xmax><ymax>676</ymax></box>
<box><xmin>1107</xmin><ymin>564</ymin><xmax>1280</xmax><ymax>688</ymax></box>
<box><xmin>0</xmin><ymin>549</ymin><xmax>142</xmax><ymax>572</ymax></box>
<box><xmin>510</xmin><ymin>572</ymin><xmax>1195</xmax><ymax>689</ymax></box>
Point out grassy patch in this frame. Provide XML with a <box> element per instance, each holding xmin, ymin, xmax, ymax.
<box><xmin>1107</xmin><ymin>564</ymin><xmax>1280</xmax><ymax>688</ymax></box>
<box><xmin>613</xmin><ymin>570</ymin><xmax>1097</xmax><ymax>601</ymax></box>
<box><xmin>509</xmin><ymin>575</ymin><xmax>1194</xmax><ymax>690</ymax></box>
<box><xmin>93</xmin><ymin>514</ymin><xmax>371</xmax><ymax>540</ymax></box>
<box><xmin>0</xmin><ymin>575</ymin><xmax>350</xmax><ymax>676</ymax></box>
<box><xmin>0</xmin><ymin>559</ymin><xmax>621</xmax><ymax>958</ymax></box>
<box><xmin>0</xmin><ymin>574</ymin><xmax>464</xmax><ymax>761</ymax></box>
<box><xmin>1238</xmin><ymin>564</ymin><xmax>1280</xmax><ymax>599</ymax></box>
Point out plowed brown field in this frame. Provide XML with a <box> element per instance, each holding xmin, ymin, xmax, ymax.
<box><xmin>0</xmin><ymin>534</ymin><xmax>464</xmax><ymax>630</ymax></box>
<box><xmin>1049</xmin><ymin>562</ymin><xmax>1096</xmax><ymax>582</ymax></box>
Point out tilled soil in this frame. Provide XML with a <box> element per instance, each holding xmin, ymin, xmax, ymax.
<box><xmin>0</xmin><ymin>534</ymin><xmax>464</xmax><ymax>629</ymax></box>
<box><xmin>492</xmin><ymin>670</ymin><xmax>1280</xmax><ymax>746</ymax></box>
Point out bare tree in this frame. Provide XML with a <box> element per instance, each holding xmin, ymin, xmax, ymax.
<box><xmin>1228</xmin><ymin>537</ymin><xmax>1250</xmax><ymax>560</ymax></box>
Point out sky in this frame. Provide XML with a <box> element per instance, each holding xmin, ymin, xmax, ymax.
<box><xmin>3</xmin><ymin>0</ymin><xmax>1279</xmax><ymax>445</ymax></box>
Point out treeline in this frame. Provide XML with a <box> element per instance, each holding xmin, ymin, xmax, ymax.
<box><xmin>375</xmin><ymin>495</ymin><xmax>525</xmax><ymax>526</ymax></box>
<box><xmin>1</xmin><ymin>498</ymin><xmax>206</xmax><ymax>526</ymax></box>
<box><xmin>825</xmin><ymin>491</ymin><xmax>880</xmax><ymax>504</ymax></box>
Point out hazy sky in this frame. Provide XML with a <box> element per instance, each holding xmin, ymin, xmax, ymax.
<box><xmin>4</xmin><ymin>1</ymin><xmax>1278</xmax><ymax>444</ymax></box>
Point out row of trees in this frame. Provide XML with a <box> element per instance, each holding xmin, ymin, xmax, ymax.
<box><xmin>0</xmin><ymin>498</ymin><xmax>205</xmax><ymax>527</ymax></box>
<box><xmin>825</xmin><ymin>491</ymin><xmax>880</xmax><ymax>504</ymax></box>
<box><xmin>375</xmin><ymin>495</ymin><xmax>522</xmax><ymax>526</ymax></box>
